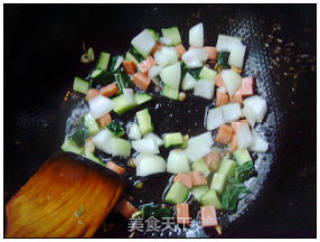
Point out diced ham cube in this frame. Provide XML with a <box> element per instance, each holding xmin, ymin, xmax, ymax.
<box><xmin>173</xmin><ymin>173</ymin><xmax>193</xmax><ymax>189</ymax></box>
<box><xmin>215</xmin><ymin>124</ymin><xmax>234</xmax><ymax>144</ymax></box>
<box><xmin>200</xmin><ymin>205</ymin><xmax>218</xmax><ymax>227</ymax></box>
<box><xmin>122</xmin><ymin>60</ymin><xmax>136</xmax><ymax>74</ymax></box>
<box><xmin>190</xmin><ymin>171</ymin><xmax>207</xmax><ymax>186</ymax></box>
<box><xmin>204</xmin><ymin>46</ymin><xmax>218</xmax><ymax>61</ymax></box>
<box><xmin>176</xmin><ymin>203</ymin><xmax>190</xmax><ymax>225</ymax></box>
<box><xmin>203</xmin><ymin>151</ymin><xmax>221</xmax><ymax>173</ymax></box>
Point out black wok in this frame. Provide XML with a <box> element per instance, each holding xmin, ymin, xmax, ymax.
<box><xmin>4</xmin><ymin>4</ymin><xmax>316</xmax><ymax>238</ymax></box>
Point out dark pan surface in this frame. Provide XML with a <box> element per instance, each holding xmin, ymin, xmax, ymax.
<box><xmin>4</xmin><ymin>4</ymin><xmax>316</xmax><ymax>238</ymax></box>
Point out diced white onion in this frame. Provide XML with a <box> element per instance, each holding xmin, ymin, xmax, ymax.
<box><xmin>236</xmin><ymin>123</ymin><xmax>253</xmax><ymax>149</ymax></box>
<box><xmin>221</xmin><ymin>69</ymin><xmax>242</xmax><ymax>95</ymax></box>
<box><xmin>182</xmin><ymin>48</ymin><xmax>208</xmax><ymax>68</ymax></box>
<box><xmin>132</xmin><ymin>137</ymin><xmax>159</xmax><ymax>154</ymax></box>
<box><xmin>193</xmin><ymin>79</ymin><xmax>215</xmax><ymax>99</ymax></box>
<box><xmin>243</xmin><ymin>95</ymin><xmax>267</xmax><ymax>123</ymax></box>
<box><xmin>216</xmin><ymin>34</ymin><xmax>242</xmax><ymax>52</ymax></box>
<box><xmin>206</xmin><ymin>107</ymin><xmax>225</xmax><ymax>130</ymax></box>
<box><xmin>189</xmin><ymin>22</ymin><xmax>204</xmax><ymax>47</ymax></box>
<box><xmin>92</xmin><ymin>129</ymin><xmax>114</xmax><ymax>154</ymax></box>
<box><xmin>89</xmin><ymin>95</ymin><xmax>114</xmax><ymax>119</ymax></box>
<box><xmin>221</xmin><ymin>103</ymin><xmax>242</xmax><ymax>123</ymax></box>
<box><xmin>148</xmin><ymin>65</ymin><xmax>162</xmax><ymax>79</ymax></box>
<box><xmin>127</xmin><ymin>123</ymin><xmax>142</xmax><ymax>140</ymax></box>
<box><xmin>144</xmin><ymin>132</ymin><xmax>163</xmax><ymax>146</ymax></box>
<box><xmin>160</xmin><ymin>36</ymin><xmax>172</xmax><ymax>46</ymax></box>
<box><xmin>136</xmin><ymin>154</ymin><xmax>167</xmax><ymax>176</ymax></box>
<box><xmin>159</xmin><ymin>62</ymin><xmax>181</xmax><ymax>89</ymax></box>
<box><xmin>154</xmin><ymin>46</ymin><xmax>178</xmax><ymax>67</ymax></box>
<box><xmin>167</xmin><ymin>149</ymin><xmax>190</xmax><ymax>174</ymax></box>
<box><xmin>228</xmin><ymin>41</ymin><xmax>246</xmax><ymax>68</ymax></box>
<box><xmin>182</xmin><ymin>72</ymin><xmax>197</xmax><ymax>91</ymax></box>
<box><xmin>185</xmin><ymin>132</ymin><xmax>213</xmax><ymax>162</ymax></box>
<box><xmin>131</xmin><ymin>29</ymin><xmax>156</xmax><ymax>57</ymax></box>
<box><xmin>242</xmin><ymin>105</ymin><xmax>256</xmax><ymax>127</ymax></box>
<box><xmin>249</xmin><ymin>130</ymin><xmax>269</xmax><ymax>152</ymax></box>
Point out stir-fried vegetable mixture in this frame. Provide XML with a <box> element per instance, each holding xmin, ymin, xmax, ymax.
<box><xmin>62</xmin><ymin>22</ymin><xmax>269</xmax><ymax>235</ymax></box>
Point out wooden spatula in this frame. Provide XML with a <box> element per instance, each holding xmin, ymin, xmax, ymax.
<box><xmin>5</xmin><ymin>152</ymin><xmax>124</xmax><ymax>238</ymax></box>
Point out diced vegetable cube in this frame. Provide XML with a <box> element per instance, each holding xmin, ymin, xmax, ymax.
<box><xmin>217</xmin><ymin>158</ymin><xmax>237</xmax><ymax>178</ymax></box>
<box><xmin>210</xmin><ymin>173</ymin><xmax>227</xmax><ymax>195</ymax></box>
<box><xmin>199</xmin><ymin>189</ymin><xmax>222</xmax><ymax>209</ymax></box>
<box><xmin>164</xmin><ymin>181</ymin><xmax>190</xmax><ymax>204</ymax></box>
<box><xmin>191</xmin><ymin>159</ymin><xmax>211</xmax><ymax>177</ymax></box>
<box><xmin>136</xmin><ymin>108</ymin><xmax>154</xmax><ymax>135</ymax></box>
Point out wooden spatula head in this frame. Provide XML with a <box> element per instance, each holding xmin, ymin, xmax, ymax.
<box><xmin>5</xmin><ymin>153</ymin><xmax>124</xmax><ymax>238</ymax></box>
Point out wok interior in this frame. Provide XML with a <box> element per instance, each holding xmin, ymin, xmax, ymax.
<box><xmin>4</xmin><ymin>4</ymin><xmax>315</xmax><ymax>238</ymax></box>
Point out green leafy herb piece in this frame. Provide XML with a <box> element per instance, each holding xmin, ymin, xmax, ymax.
<box><xmin>235</xmin><ymin>161</ymin><xmax>255</xmax><ymax>182</ymax></box>
<box><xmin>114</xmin><ymin>72</ymin><xmax>132</xmax><ymax>93</ymax></box>
<box><xmin>110</xmin><ymin>55</ymin><xmax>124</xmax><ymax>73</ymax></box>
<box><xmin>107</xmin><ymin>120</ymin><xmax>125</xmax><ymax>137</ymax></box>
<box><xmin>217</xmin><ymin>51</ymin><xmax>230</xmax><ymax>70</ymax></box>
<box><xmin>141</xmin><ymin>204</ymin><xmax>171</xmax><ymax>220</ymax></box>
<box><xmin>221</xmin><ymin>177</ymin><xmax>250</xmax><ymax>211</ymax></box>
<box><xmin>181</xmin><ymin>62</ymin><xmax>202</xmax><ymax>80</ymax></box>
<box><xmin>69</xmin><ymin>126</ymin><xmax>88</xmax><ymax>147</ymax></box>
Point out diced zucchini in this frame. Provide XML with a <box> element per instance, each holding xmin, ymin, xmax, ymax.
<box><xmin>217</xmin><ymin>158</ymin><xmax>237</xmax><ymax>178</ymax></box>
<box><xmin>111</xmin><ymin>138</ymin><xmax>131</xmax><ymax>158</ymax></box>
<box><xmin>61</xmin><ymin>138</ymin><xmax>84</xmax><ymax>155</ymax></box>
<box><xmin>199</xmin><ymin>189</ymin><xmax>222</xmax><ymax>209</ymax></box>
<box><xmin>161</xmin><ymin>26</ymin><xmax>182</xmax><ymax>46</ymax></box>
<box><xmin>235</xmin><ymin>160</ymin><xmax>255</xmax><ymax>182</ymax></box>
<box><xmin>85</xmin><ymin>152</ymin><xmax>104</xmax><ymax>166</ymax></box>
<box><xmin>136</xmin><ymin>108</ymin><xmax>154</xmax><ymax>135</ymax></box>
<box><xmin>199</xmin><ymin>66</ymin><xmax>217</xmax><ymax>80</ymax></box>
<box><xmin>217</xmin><ymin>51</ymin><xmax>230</xmax><ymax>71</ymax></box>
<box><xmin>164</xmin><ymin>181</ymin><xmax>190</xmax><ymax>204</ymax></box>
<box><xmin>83</xmin><ymin>113</ymin><xmax>100</xmax><ymax>136</ymax></box>
<box><xmin>210</xmin><ymin>173</ymin><xmax>227</xmax><ymax>195</ymax></box>
<box><xmin>181</xmin><ymin>134</ymin><xmax>189</xmax><ymax>149</ymax></box>
<box><xmin>110</xmin><ymin>55</ymin><xmax>124</xmax><ymax>72</ymax></box>
<box><xmin>191</xmin><ymin>159</ymin><xmax>211</xmax><ymax>177</ymax></box>
<box><xmin>147</xmin><ymin>29</ymin><xmax>160</xmax><ymax>41</ymax></box>
<box><xmin>192</xmin><ymin>185</ymin><xmax>209</xmax><ymax>201</ymax></box>
<box><xmin>161</xmin><ymin>84</ymin><xmax>179</xmax><ymax>100</ymax></box>
<box><xmin>112</xmin><ymin>94</ymin><xmax>137</xmax><ymax>115</ymax></box>
<box><xmin>125</xmin><ymin>51</ymin><xmax>140</xmax><ymax>66</ymax></box>
<box><xmin>73</xmin><ymin>77</ymin><xmax>89</xmax><ymax>94</ymax></box>
<box><xmin>114</xmin><ymin>73</ymin><xmax>132</xmax><ymax>93</ymax></box>
<box><xmin>233</xmin><ymin>148</ymin><xmax>252</xmax><ymax>165</ymax></box>
<box><xmin>135</xmin><ymin>93</ymin><xmax>153</xmax><ymax>105</ymax></box>
<box><xmin>96</xmin><ymin>52</ymin><xmax>111</xmax><ymax>70</ymax></box>
<box><xmin>90</xmin><ymin>69</ymin><xmax>114</xmax><ymax>82</ymax></box>
<box><xmin>163</xmin><ymin>132</ymin><xmax>183</xmax><ymax>148</ymax></box>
